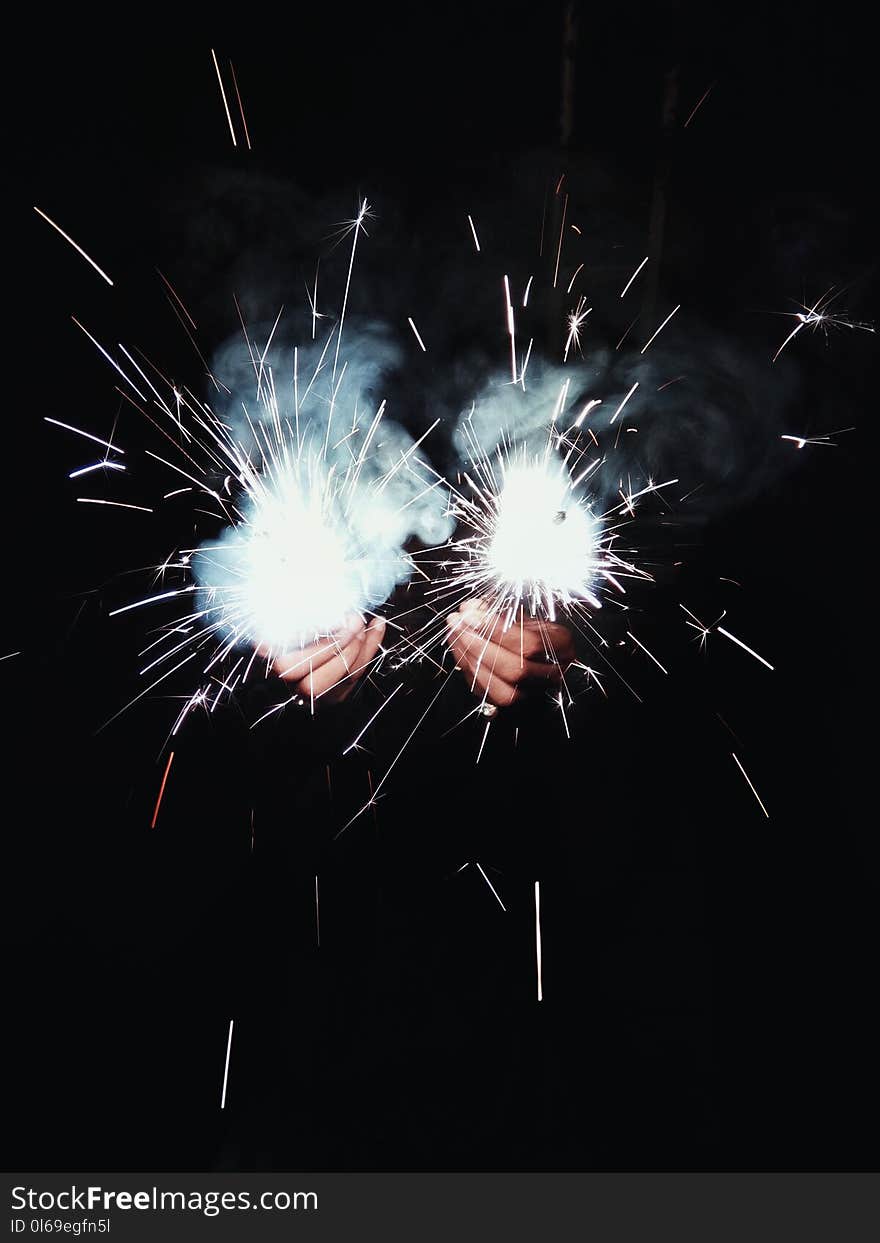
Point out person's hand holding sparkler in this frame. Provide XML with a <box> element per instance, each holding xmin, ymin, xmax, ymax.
<box><xmin>263</xmin><ymin>614</ymin><xmax>386</xmax><ymax>707</ymax></box>
<box><xmin>446</xmin><ymin>600</ymin><xmax>575</xmax><ymax>708</ymax></box>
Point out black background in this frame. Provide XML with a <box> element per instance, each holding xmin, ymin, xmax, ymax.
<box><xmin>4</xmin><ymin>2</ymin><xmax>877</xmax><ymax>1172</ymax></box>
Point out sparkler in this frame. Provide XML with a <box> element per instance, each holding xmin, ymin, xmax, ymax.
<box><xmin>141</xmin><ymin>367</ymin><xmax>445</xmax><ymax>733</ymax></box>
<box><xmin>51</xmin><ymin>205</ymin><xmax>450</xmax><ymax>741</ymax></box>
<box><xmin>192</xmin><ymin>433</ymin><xmax>405</xmax><ymax>653</ymax></box>
<box><xmin>446</xmin><ymin>446</ymin><xmax>608</xmax><ymax>625</ymax></box>
<box><xmin>43</xmin><ymin>97</ymin><xmax>859</xmax><ymax>970</ymax></box>
<box><xmin>421</xmin><ymin>401</ymin><xmax>660</xmax><ymax>645</ymax></box>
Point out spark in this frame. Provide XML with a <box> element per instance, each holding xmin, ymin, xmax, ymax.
<box><xmin>620</xmin><ymin>255</ymin><xmax>648</xmax><ymax>298</ymax></box>
<box><xmin>678</xmin><ymin>483</ymin><xmax>705</xmax><ymax>503</ymax></box>
<box><xmin>680</xmin><ymin>604</ymin><xmax>723</xmax><ymax>651</ymax></box>
<box><xmin>518</xmin><ymin>337</ymin><xmax>534</xmax><ymax>389</ymax></box>
<box><xmin>156</xmin><ymin>269</ymin><xmax>198</xmax><ymax>330</ymax></box>
<box><xmin>640</xmin><ymin>304</ymin><xmax>681</xmax><ymax>354</ymax></box>
<box><xmin>716</xmin><ymin>626</ymin><xmax>774</xmax><ymax>671</ymax></box>
<box><xmin>77</xmin><ymin>498</ymin><xmax>153</xmax><ymax>513</ymax></box>
<box><xmin>616</xmin><ymin>315</ymin><xmax>640</xmax><ymax>351</ymax></box>
<box><xmin>771</xmin><ymin>289</ymin><xmax>874</xmax><ymax>362</ymax></box>
<box><xmin>556</xmin><ymin>688</ymin><xmax>571</xmax><ymax>738</ymax></box>
<box><xmin>255</xmin><ymin>305</ymin><xmax>285</xmax><ymax>399</ymax></box>
<box><xmin>33</xmin><ymin>206</ymin><xmax>114</xmax><ymax>286</ymax></box>
<box><xmin>475</xmin><ymin>716</ymin><xmax>492</xmax><ymax>763</ymax></box>
<box><xmin>534</xmin><ymin>881</ymin><xmax>543</xmax><ymax>1002</ymax></box>
<box><xmin>329</xmin><ymin>198</ymin><xmax>372</xmax><ymax>417</ymax></box>
<box><xmin>522</xmin><ymin>276</ymin><xmax>534</xmax><ymax>307</ymax></box>
<box><xmin>563</xmin><ymin>298</ymin><xmax>592</xmax><ymax>362</ymax></box>
<box><xmin>475</xmin><ymin>862</ymin><xmax>506</xmax><ymax>911</ymax></box>
<box><xmin>683</xmin><ymin>82</ymin><xmax>715</xmax><ymax>128</ymax></box>
<box><xmin>220</xmin><ymin>1019</ymin><xmax>234</xmax><ymax>1108</ymax></box>
<box><xmin>627</xmin><ymin>630</ymin><xmax>668</xmax><ymax>674</ymax></box>
<box><xmin>566</xmin><ymin>262</ymin><xmax>584</xmax><ymax>294</ymax></box>
<box><xmin>150</xmin><ymin>751</ymin><xmax>175</xmax><ymax>828</ymax></box>
<box><xmin>780</xmin><ymin>427</ymin><xmax>853</xmax><ymax>449</ymax></box>
<box><xmin>610</xmin><ymin>381</ymin><xmax>639</xmax><ymax>423</ymax></box>
<box><xmin>306</xmin><ymin>262</ymin><xmax>324</xmax><ymax>340</ymax></box>
<box><xmin>503</xmin><ymin>275</ymin><xmax>517</xmax><ymax>382</ymax></box>
<box><xmin>732</xmin><ymin>752</ymin><xmax>770</xmax><ymax>819</ymax></box>
<box><xmin>609</xmin><ymin>477</ymin><xmax>677</xmax><ymax>517</ymax></box>
<box><xmin>71</xmin><ymin>317</ymin><xmax>147</xmax><ymax>402</ymax></box>
<box><xmin>343</xmin><ymin>681</ymin><xmax>402</xmax><ymax>753</ymax></box>
<box><xmin>467</xmin><ymin>214</ymin><xmax>481</xmax><ymax>252</ymax></box>
<box><xmin>553</xmin><ymin>192</ymin><xmax>568</xmax><ymax>289</ymax></box>
<box><xmin>210</xmin><ymin>49</ymin><xmax>237</xmax><ymax>147</ymax></box>
<box><xmin>68</xmin><ymin>461</ymin><xmax>126</xmax><ymax>479</ymax></box>
<box><xmin>228</xmin><ymin>60</ymin><xmax>251</xmax><ymax>150</ymax></box>
<box><xmin>407</xmin><ymin>316</ymin><xmax>427</xmax><ymax>352</ymax></box>
<box><xmin>338</xmin><ymin>673</ymin><xmax>455</xmax><ymax>834</ymax></box>
<box><xmin>680</xmin><ymin>606</ymin><xmax>773</xmax><ymax>670</ymax></box>
<box><xmin>109</xmin><ymin>589</ymin><xmax>195</xmax><ymax>617</ymax></box>
<box><xmin>45</xmin><ymin>417</ymin><xmax>124</xmax><ymax>455</ymax></box>
<box><xmin>571</xmin><ymin>399</ymin><xmax>601</xmax><ymax>429</ymax></box>
<box><xmin>315</xmin><ymin>876</ymin><xmax>320</xmax><ymax>947</ymax></box>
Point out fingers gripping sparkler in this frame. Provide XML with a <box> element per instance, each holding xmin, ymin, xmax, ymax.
<box><xmin>408</xmin><ymin>404</ymin><xmax>668</xmax><ymax>731</ymax></box>
<box><xmin>144</xmin><ymin>355</ymin><xmax>445</xmax><ymax>727</ymax></box>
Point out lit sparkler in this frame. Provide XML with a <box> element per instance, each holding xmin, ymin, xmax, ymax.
<box><xmin>429</xmin><ymin>438</ymin><xmax>630</xmax><ymax>630</ymax></box>
<box><xmin>54</xmin><ymin>205</ymin><xmax>448</xmax><ymax>737</ymax></box>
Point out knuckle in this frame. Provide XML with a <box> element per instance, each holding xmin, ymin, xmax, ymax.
<box><xmin>521</xmin><ymin>635</ymin><xmax>543</xmax><ymax>659</ymax></box>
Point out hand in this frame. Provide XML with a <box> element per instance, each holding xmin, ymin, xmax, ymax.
<box><xmin>445</xmin><ymin>599</ymin><xmax>575</xmax><ymax>708</ymax></box>
<box><xmin>264</xmin><ymin>614</ymin><xmax>386</xmax><ymax>706</ymax></box>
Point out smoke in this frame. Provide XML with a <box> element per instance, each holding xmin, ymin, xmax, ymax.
<box><xmin>158</xmin><ymin>155</ymin><xmax>817</xmax><ymax>625</ymax></box>
<box><xmin>450</xmin><ymin>326</ymin><xmax>804</xmax><ymax>521</ymax></box>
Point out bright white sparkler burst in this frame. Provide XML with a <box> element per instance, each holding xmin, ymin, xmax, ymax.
<box><xmin>433</xmin><ymin>424</ymin><xmax>647</xmax><ymax>630</ymax></box>
<box><xmin>193</xmin><ymin>436</ymin><xmax>407</xmax><ymax>653</ymax></box>
<box><xmin>483</xmin><ymin>455</ymin><xmax>602</xmax><ymax>617</ymax></box>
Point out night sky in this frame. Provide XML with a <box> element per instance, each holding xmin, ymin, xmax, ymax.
<box><xmin>5</xmin><ymin>2</ymin><xmax>877</xmax><ymax>1172</ymax></box>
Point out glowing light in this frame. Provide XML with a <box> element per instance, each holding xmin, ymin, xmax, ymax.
<box><xmin>211</xmin><ymin>49</ymin><xmax>237</xmax><ymax>147</ymax></box>
<box><xmin>467</xmin><ymin>214</ymin><xmax>481</xmax><ymax>252</ymax></box>
<box><xmin>407</xmin><ymin>316</ymin><xmax>427</xmax><ymax>352</ymax></box>
<box><xmin>33</xmin><ymin>206</ymin><xmax>114</xmax><ymax>286</ymax></box>
<box><xmin>620</xmin><ymin>255</ymin><xmax>648</xmax><ymax>298</ymax></box>
<box><xmin>772</xmin><ymin>289</ymin><xmax>874</xmax><ymax>362</ymax></box>
<box><xmin>220</xmin><ymin>1019</ymin><xmax>234</xmax><ymax>1109</ymax></box>
<box><xmin>535</xmin><ymin>881</ymin><xmax>543</xmax><ymax>1002</ymax></box>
